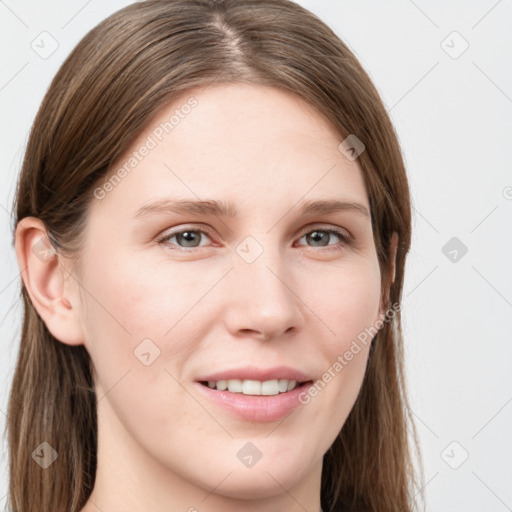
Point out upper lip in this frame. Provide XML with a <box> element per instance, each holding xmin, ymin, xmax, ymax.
<box><xmin>196</xmin><ymin>365</ymin><xmax>313</xmax><ymax>383</ymax></box>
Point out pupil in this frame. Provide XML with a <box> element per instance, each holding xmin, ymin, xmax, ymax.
<box><xmin>308</xmin><ymin>231</ymin><xmax>328</xmax><ymax>246</ymax></box>
<box><xmin>179</xmin><ymin>231</ymin><xmax>198</xmax><ymax>247</ymax></box>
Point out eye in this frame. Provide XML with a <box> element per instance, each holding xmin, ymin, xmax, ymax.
<box><xmin>296</xmin><ymin>226</ymin><xmax>351</xmax><ymax>252</ymax></box>
<box><xmin>156</xmin><ymin>224</ymin><xmax>351</xmax><ymax>252</ymax></box>
<box><xmin>156</xmin><ymin>227</ymin><xmax>213</xmax><ymax>251</ymax></box>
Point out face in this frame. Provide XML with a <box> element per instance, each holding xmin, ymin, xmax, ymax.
<box><xmin>74</xmin><ymin>83</ymin><xmax>383</xmax><ymax>500</ymax></box>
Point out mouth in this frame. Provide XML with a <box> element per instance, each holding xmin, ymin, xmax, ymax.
<box><xmin>194</xmin><ymin>366</ymin><xmax>315</xmax><ymax>422</ymax></box>
<box><xmin>198</xmin><ymin>378</ymin><xmax>310</xmax><ymax>396</ymax></box>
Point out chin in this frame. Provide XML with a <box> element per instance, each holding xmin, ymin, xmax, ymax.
<box><xmin>209</xmin><ymin>457</ymin><xmax>309</xmax><ymax>500</ymax></box>
<box><xmin>208</xmin><ymin>471</ymin><xmax>295</xmax><ymax>500</ymax></box>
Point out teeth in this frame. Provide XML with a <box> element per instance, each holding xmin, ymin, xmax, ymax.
<box><xmin>227</xmin><ymin>379</ymin><xmax>242</xmax><ymax>393</ymax></box>
<box><xmin>206</xmin><ymin>378</ymin><xmax>300</xmax><ymax>395</ymax></box>
<box><xmin>243</xmin><ymin>380</ymin><xmax>261</xmax><ymax>395</ymax></box>
<box><xmin>216</xmin><ymin>380</ymin><xmax>227</xmax><ymax>391</ymax></box>
<box><xmin>261</xmin><ymin>379</ymin><xmax>279</xmax><ymax>395</ymax></box>
<box><xmin>278</xmin><ymin>379</ymin><xmax>288</xmax><ymax>392</ymax></box>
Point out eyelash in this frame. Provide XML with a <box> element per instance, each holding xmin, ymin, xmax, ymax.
<box><xmin>156</xmin><ymin>224</ymin><xmax>352</xmax><ymax>253</ymax></box>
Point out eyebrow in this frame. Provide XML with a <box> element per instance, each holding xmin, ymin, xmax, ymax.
<box><xmin>133</xmin><ymin>198</ymin><xmax>370</xmax><ymax>219</ymax></box>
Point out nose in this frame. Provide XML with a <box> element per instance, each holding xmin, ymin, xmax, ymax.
<box><xmin>222</xmin><ymin>241</ymin><xmax>306</xmax><ymax>341</ymax></box>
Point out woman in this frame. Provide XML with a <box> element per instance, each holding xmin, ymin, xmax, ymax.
<box><xmin>7</xmin><ymin>0</ymin><xmax>422</xmax><ymax>511</ymax></box>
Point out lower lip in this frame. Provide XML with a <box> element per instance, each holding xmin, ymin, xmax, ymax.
<box><xmin>194</xmin><ymin>381</ymin><xmax>312</xmax><ymax>422</ymax></box>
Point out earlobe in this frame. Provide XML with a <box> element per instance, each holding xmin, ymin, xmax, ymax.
<box><xmin>14</xmin><ymin>217</ymin><xmax>84</xmax><ymax>346</ymax></box>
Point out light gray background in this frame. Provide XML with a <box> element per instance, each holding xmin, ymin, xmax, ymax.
<box><xmin>1</xmin><ymin>1</ymin><xmax>511</xmax><ymax>510</ymax></box>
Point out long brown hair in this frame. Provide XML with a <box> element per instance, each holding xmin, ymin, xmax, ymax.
<box><xmin>7</xmin><ymin>1</ymin><xmax>423</xmax><ymax>510</ymax></box>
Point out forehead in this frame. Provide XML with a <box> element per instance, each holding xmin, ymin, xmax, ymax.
<box><xmin>94</xmin><ymin>83</ymin><xmax>369</xmax><ymax>215</ymax></box>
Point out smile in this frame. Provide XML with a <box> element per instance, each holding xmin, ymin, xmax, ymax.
<box><xmin>201</xmin><ymin>378</ymin><xmax>301</xmax><ymax>395</ymax></box>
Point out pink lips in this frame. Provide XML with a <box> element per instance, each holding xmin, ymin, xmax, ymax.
<box><xmin>195</xmin><ymin>365</ymin><xmax>313</xmax><ymax>383</ymax></box>
<box><xmin>194</xmin><ymin>365</ymin><xmax>314</xmax><ymax>423</ymax></box>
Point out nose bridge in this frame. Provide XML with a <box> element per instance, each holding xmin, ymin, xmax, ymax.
<box><xmin>224</xmin><ymin>233</ymin><xmax>304</xmax><ymax>338</ymax></box>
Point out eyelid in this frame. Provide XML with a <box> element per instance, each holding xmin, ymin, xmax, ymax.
<box><xmin>297</xmin><ymin>222</ymin><xmax>352</xmax><ymax>241</ymax></box>
<box><xmin>155</xmin><ymin>224</ymin><xmax>215</xmax><ymax>245</ymax></box>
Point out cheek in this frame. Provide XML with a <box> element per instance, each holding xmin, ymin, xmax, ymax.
<box><xmin>300</xmin><ymin>255</ymin><xmax>382</xmax><ymax>351</ymax></box>
<box><xmin>295</xmin><ymin>256</ymin><xmax>381</xmax><ymax>426</ymax></box>
<box><xmin>79</xmin><ymin>245</ymin><xmax>209</xmax><ymax>350</ymax></box>
<box><xmin>76</xmin><ymin>244</ymin><xmax>226</xmax><ymax>435</ymax></box>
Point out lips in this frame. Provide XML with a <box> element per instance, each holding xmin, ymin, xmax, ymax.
<box><xmin>195</xmin><ymin>381</ymin><xmax>313</xmax><ymax>422</ymax></box>
<box><xmin>195</xmin><ymin>365</ymin><xmax>313</xmax><ymax>383</ymax></box>
<box><xmin>203</xmin><ymin>378</ymin><xmax>299</xmax><ymax>395</ymax></box>
<box><xmin>194</xmin><ymin>366</ymin><xmax>314</xmax><ymax>422</ymax></box>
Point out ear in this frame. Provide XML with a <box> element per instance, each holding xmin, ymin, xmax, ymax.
<box><xmin>14</xmin><ymin>217</ymin><xmax>84</xmax><ymax>346</ymax></box>
<box><xmin>379</xmin><ymin>231</ymin><xmax>399</xmax><ymax>318</ymax></box>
